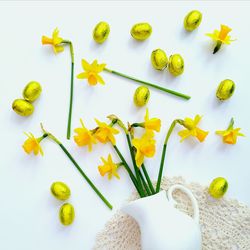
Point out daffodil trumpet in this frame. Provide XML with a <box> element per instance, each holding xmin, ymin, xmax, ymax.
<box><xmin>42</xmin><ymin>28</ymin><xmax>74</xmax><ymax>140</ymax></box>
<box><xmin>23</xmin><ymin>123</ymin><xmax>113</xmax><ymax>209</ymax></box>
<box><xmin>104</xmin><ymin>68</ymin><xmax>190</xmax><ymax>100</ymax></box>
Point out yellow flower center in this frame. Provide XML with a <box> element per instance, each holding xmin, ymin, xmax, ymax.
<box><xmin>88</xmin><ymin>74</ymin><xmax>98</xmax><ymax>85</ymax></box>
<box><xmin>218</xmin><ymin>25</ymin><xmax>231</xmax><ymax>41</ymax></box>
<box><xmin>98</xmin><ymin>164</ymin><xmax>111</xmax><ymax>176</ymax></box>
<box><xmin>42</xmin><ymin>36</ymin><xmax>53</xmax><ymax>45</ymax></box>
<box><xmin>140</xmin><ymin>143</ymin><xmax>155</xmax><ymax>157</ymax></box>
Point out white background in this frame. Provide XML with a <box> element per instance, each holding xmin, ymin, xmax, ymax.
<box><xmin>0</xmin><ymin>1</ymin><xmax>249</xmax><ymax>249</ymax></box>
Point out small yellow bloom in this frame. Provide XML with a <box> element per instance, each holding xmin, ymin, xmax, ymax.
<box><xmin>98</xmin><ymin>154</ymin><xmax>120</xmax><ymax>180</ymax></box>
<box><xmin>94</xmin><ymin>119</ymin><xmax>119</xmax><ymax>145</ymax></box>
<box><xmin>74</xmin><ymin>119</ymin><xmax>96</xmax><ymax>151</ymax></box>
<box><xmin>206</xmin><ymin>24</ymin><xmax>235</xmax><ymax>45</ymax></box>
<box><xmin>22</xmin><ymin>133</ymin><xmax>43</xmax><ymax>156</ymax></box>
<box><xmin>216</xmin><ymin>118</ymin><xmax>244</xmax><ymax>144</ymax></box>
<box><xmin>41</xmin><ymin>28</ymin><xmax>64</xmax><ymax>53</ymax></box>
<box><xmin>144</xmin><ymin>108</ymin><xmax>161</xmax><ymax>132</ymax></box>
<box><xmin>132</xmin><ymin>130</ymin><xmax>156</xmax><ymax>167</ymax></box>
<box><xmin>77</xmin><ymin>59</ymin><xmax>106</xmax><ymax>86</ymax></box>
<box><xmin>178</xmin><ymin>115</ymin><xmax>208</xmax><ymax>142</ymax></box>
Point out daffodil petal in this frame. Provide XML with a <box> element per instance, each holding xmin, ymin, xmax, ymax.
<box><xmin>81</xmin><ymin>59</ymin><xmax>91</xmax><ymax>71</ymax></box>
<box><xmin>96</xmin><ymin>74</ymin><xmax>105</xmax><ymax>85</ymax></box>
<box><xmin>178</xmin><ymin>129</ymin><xmax>191</xmax><ymax>142</ymax></box>
<box><xmin>77</xmin><ymin>72</ymin><xmax>88</xmax><ymax>79</ymax></box>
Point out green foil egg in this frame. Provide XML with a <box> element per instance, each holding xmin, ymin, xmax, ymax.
<box><xmin>216</xmin><ymin>79</ymin><xmax>235</xmax><ymax>101</ymax></box>
<box><xmin>51</xmin><ymin>182</ymin><xmax>71</xmax><ymax>201</ymax></box>
<box><xmin>23</xmin><ymin>81</ymin><xmax>42</xmax><ymax>102</ymax></box>
<box><xmin>209</xmin><ymin>177</ymin><xmax>228</xmax><ymax>199</ymax></box>
<box><xmin>12</xmin><ymin>99</ymin><xmax>34</xmax><ymax>116</ymax></box>
<box><xmin>131</xmin><ymin>23</ymin><xmax>152</xmax><ymax>41</ymax></box>
<box><xmin>184</xmin><ymin>10</ymin><xmax>202</xmax><ymax>31</ymax></box>
<box><xmin>168</xmin><ymin>54</ymin><xmax>184</xmax><ymax>76</ymax></box>
<box><xmin>151</xmin><ymin>49</ymin><xmax>168</xmax><ymax>70</ymax></box>
<box><xmin>93</xmin><ymin>21</ymin><xmax>110</xmax><ymax>44</ymax></box>
<box><xmin>134</xmin><ymin>86</ymin><xmax>150</xmax><ymax>107</ymax></box>
<box><xmin>59</xmin><ymin>203</ymin><xmax>75</xmax><ymax>226</ymax></box>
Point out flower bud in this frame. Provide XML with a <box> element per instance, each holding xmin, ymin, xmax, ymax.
<box><xmin>12</xmin><ymin>99</ymin><xmax>34</xmax><ymax>116</ymax></box>
<box><xmin>184</xmin><ymin>10</ymin><xmax>202</xmax><ymax>31</ymax></box>
<box><xmin>23</xmin><ymin>81</ymin><xmax>42</xmax><ymax>102</ymax></box>
<box><xmin>168</xmin><ymin>54</ymin><xmax>184</xmax><ymax>76</ymax></box>
<box><xmin>93</xmin><ymin>21</ymin><xmax>110</xmax><ymax>44</ymax></box>
<box><xmin>151</xmin><ymin>49</ymin><xmax>168</xmax><ymax>70</ymax></box>
<box><xmin>50</xmin><ymin>181</ymin><xmax>71</xmax><ymax>201</ymax></box>
<box><xmin>130</xmin><ymin>23</ymin><xmax>152</xmax><ymax>41</ymax></box>
<box><xmin>216</xmin><ymin>79</ymin><xmax>235</xmax><ymax>100</ymax></box>
<box><xmin>59</xmin><ymin>203</ymin><xmax>75</xmax><ymax>226</ymax></box>
<box><xmin>134</xmin><ymin>86</ymin><xmax>150</xmax><ymax>107</ymax></box>
<box><xmin>209</xmin><ymin>177</ymin><xmax>228</xmax><ymax>199</ymax></box>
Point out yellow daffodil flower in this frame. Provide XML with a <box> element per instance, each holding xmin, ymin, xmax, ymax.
<box><xmin>74</xmin><ymin>119</ymin><xmax>96</xmax><ymax>151</ymax></box>
<box><xmin>206</xmin><ymin>25</ymin><xmax>233</xmax><ymax>44</ymax></box>
<box><xmin>94</xmin><ymin>119</ymin><xmax>119</xmax><ymax>145</ymax></box>
<box><xmin>22</xmin><ymin>133</ymin><xmax>44</xmax><ymax>156</ymax></box>
<box><xmin>178</xmin><ymin>115</ymin><xmax>208</xmax><ymax>142</ymax></box>
<box><xmin>98</xmin><ymin>154</ymin><xmax>120</xmax><ymax>180</ymax></box>
<box><xmin>77</xmin><ymin>59</ymin><xmax>106</xmax><ymax>86</ymax></box>
<box><xmin>216</xmin><ymin>118</ymin><xmax>244</xmax><ymax>144</ymax></box>
<box><xmin>132</xmin><ymin>130</ymin><xmax>156</xmax><ymax>167</ymax></box>
<box><xmin>41</xmin><ymin>28</ymin><xmax>64</xmax><ymax>53</ymax></box>
<box><xmin>144</xmin><ymin>108</ymin><xmax>161</xmax><ymax>132</ymax></box>
<box><xmin>206</xmin><ymin>25</ymin><xmax>235</xmax><ymax>53</ymax></box>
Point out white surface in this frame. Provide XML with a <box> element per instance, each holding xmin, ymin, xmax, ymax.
<box><xmin>0</xmin><ymin>1</ymin><xmax>249</xmax><ymax>250</ymax></box>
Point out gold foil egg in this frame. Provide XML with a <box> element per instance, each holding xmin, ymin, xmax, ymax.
<box><xmin>209</xmin><ymin>177</ymin><xmax>228</xmax><ymax>199</ymax></box>
<box><xmin>168</xmin><ymin>54</ymin><xmax>184</xmax><ymax>76</ymax></box>
<box><xmin>151</xmin><ymin>49</ymin><xmax>168</xmax><ymax>70</ymax></box>
<box><xmin>216</xmin><ymin>79</ymin><xmax>235</xmax><ymax>101</ymax></box>
<box><xmin>50</xmin><ymin>182</ymin><xmax>71</xmax><ymax>201</ymax></box>
<box><xmin>184</xmin><ymin>10</ymin><xmax>202</xmax><ymax>31</ymax></box>
<box><xmin>93</xmin><ymin>21</ymin><xmax>110</xmax><ymax>44</ymax></box>
<box><xmin>12</xmin><ymin>99</ymin><xmax>34</xmax><ymax>116</ymax></box>
<box><xmin>134</xmin><ymin>86</ymin><xmax>150</xmax><ymax>107</ymax></box>
<box><xmin>59</xmin><ymin>203</ymin><xmax>75</xmax><ymax>226</ymax></box>
<box><xmin>23</xmin><ymin>81</ymin><xmax>42</xmax><ymax>102</ymax></box>
<box><xmin>130</xmin><ymin>23</ymin><xmax>152</xmax><ymax>41</ymax></box>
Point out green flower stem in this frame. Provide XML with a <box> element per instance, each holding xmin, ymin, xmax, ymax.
<box><xmin>113</xmin><ymin>145</ymin><xmax>144</xmax><ymax>197</ymax></box>
<box><xmin>40</xmin><ymin>124</ymin><xmax>113</xmax><ymax>210</ymax></box>
<box><xmin>227</xmin><ymin>117</ymin><xmax>234</xmax><ymax>130</ymax></box>
<box><xmin>127</xmin><ymin>130</ymin><xmax>153</xmax><ymax>196</ymax></box>
<box><xmin>156</xmin><ymin>119</ymin><xmax>183</xmax><ymax>192</ymax></box>
<box><xmin>213</xmin><ymin>41</ymin><xmax>222</xmax><ymax>54</ymax></box>
<box><xmin>141</xmin><ymin>164</ymin><xmax>155</xmax><ymax>194</ymax></box>
<box><xmin>104</xmin><ymin>68</ymin><xmax>191</xmax><ymax>100</ymax></box>
<box><xmin>37</xmin><ymin>133</ymin><xmax>48</xmax><ymax>142</ymax></box>
<box><xmin>62</xmin><ymin>40</ymin><xmax>74</xmax><ymax>140</ymax></box>
<box><xmin>131</xmin><ymin>123</ymin><xmax>144</xmax><ymax>128</ymax></box>
<box><xmin>125</xmin><ymin>134</ymin><xmax>146</xmax><ymax>197</ymax></box>
<box><xmin>138</xmin><ymin>170</ymin><xmax>151</xmax><ymax>196</ymax></box>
